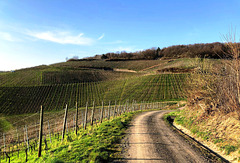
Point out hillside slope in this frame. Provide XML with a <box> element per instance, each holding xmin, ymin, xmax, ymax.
<box><xmin>0</xmin><ymin>74</ymin><xmax>187</xmax><ymax>115</ymax></box>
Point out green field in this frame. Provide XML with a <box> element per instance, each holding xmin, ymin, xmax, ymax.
<box><xmin>0</xmin><ymin>74</ymin><xmax>187</xmax><ymax>115</ymax></box>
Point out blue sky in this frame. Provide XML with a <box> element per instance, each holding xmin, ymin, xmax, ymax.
<box><xmin>0</xmin><ymin>0</ymin><xmax>240</xmax><ymax>70</ymax></box>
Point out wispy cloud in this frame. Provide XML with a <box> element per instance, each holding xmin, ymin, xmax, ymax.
<box><xmin>98</xmin><ymin>33</ymin><xmax>105</xmax><ymax>40</ymax></box>
<box><xmin>0</xmin><ymin>32</ymin><xmax>20</xmax><ymax>42</ymax></box>
<box><xmin>27</xmin><ymin>31</ymin><xmax>95</xmax><ymax>45</ymax></box>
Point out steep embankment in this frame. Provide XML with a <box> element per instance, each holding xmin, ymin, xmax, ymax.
<box><xmin>169</xmin><ymin>107</ymin><xmax>240</xmax><ymax>162</ymax></box>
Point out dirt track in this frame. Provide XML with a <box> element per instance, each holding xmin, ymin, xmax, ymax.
<box><xmin>123</xmin><ymin>110</ymin><xmax>208</xmax><ymax>162</ymax></box>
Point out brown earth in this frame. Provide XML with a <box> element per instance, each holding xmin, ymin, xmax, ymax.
<box><xmin>157</xmin><ymin>67</ymin><xmax>194</xmax><ymax>73</ymax></box>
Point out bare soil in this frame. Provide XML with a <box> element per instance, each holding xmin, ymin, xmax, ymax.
<box><xmin>114</xmin><ymin>68</ymin><xmax>137</xmax><ymax>73</ymax></box>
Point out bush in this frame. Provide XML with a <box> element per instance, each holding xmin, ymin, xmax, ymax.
<box><xmin>221</xmin><ymin>145</ymin><xmax>237</xmax><ymax>155</ymax></box>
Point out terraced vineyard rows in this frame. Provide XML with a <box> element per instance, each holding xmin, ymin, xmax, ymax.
<box><xmin>0</xmin><ymin>69</ymin><xmax>43</xmax><ymax>87</ymax></box>
<box><xmin>0</xmin><ymin>74</ymin><xmax>188</xmax><ymax>115</ymax></box>
<box><xmin>42</xmin><ymin>70</ymin><xmax>137</xmax><ymax>84</ymax></box>
<box><xmin>0</xmin><ymin>69</ymin><xmax>138</xmax><ymax>87</ymax></box>
<box><xmin>53</xmin><ymin>60</ymin><xmax>163</xmax><ymax>71</ymax></box>
<box><xmin>0</xmin><ymin>59</ymin><xmax>163</xmax><ymax>87</ymax></box>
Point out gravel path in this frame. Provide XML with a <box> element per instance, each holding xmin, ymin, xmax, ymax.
<box><xmin>122</xmin><ymin>110</ymin><xmax>208</xmax><ymax>163</ymax></box>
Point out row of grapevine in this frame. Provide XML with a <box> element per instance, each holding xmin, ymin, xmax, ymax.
<box><xmin>0</xmin><ymin>67</ymin><xmax>138</xmax><ymax>87</ymax></box>
<box><xmin>0</xmin><ymin>100</ymin><xmax>176</xmax><ymax>160</ymax></box>
<box><xmin>0</xmin><ymin>74</ymin><xmax>188</xmax><ymax>115</ymax></box>
<box><xmin>0</xmin><ymin>69</ymin><xmax>42</xmax><ymax>87</ymax></box>
<box><xmin>54</xmin><ymin>60</ymin><xmax>162</xmax><ymax>71</ymax></box>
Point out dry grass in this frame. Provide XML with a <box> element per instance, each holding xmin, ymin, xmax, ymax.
<box><xmin>181</xmin><ymin>31</ymin><xmax>240</xmax><ymax>161</ymax></box>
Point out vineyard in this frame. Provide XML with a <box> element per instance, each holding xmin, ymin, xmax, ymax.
<box><xmin>41</xmin><ymin>70</ymin><xmax>138</xmax><ymax>85</ymax></box>
<box><xmin>0</xmin><ymin>74</ymin><xmax>188</xmax><ymax>115</ymax></box>
<box><xmin>0</xmin><ymin>58</ymin><xmax>198</xmax><ymax>87</ymax></box>
<box><xmin>0</xmin><ymin>101</ymin><xmax>178</xmax><ymax>162</ymax></box>
<box><xmin>0</xmin><ymin>58</ymin><xmax>191</xmax><ymax>162</ymax></box>
<box><xmin>0</xmin><ymin>69</ymin><xmax>138</xmax><ymax>87</ymax></box>
<box><xmin>0</xmin><ymin>59</ymin><xmax>169</xmax><ymax>86</ymax></box>
<box><xmin>52</xmin><ymin>59</ymin><xmax>165</xmax><ymax>71</ymax></box>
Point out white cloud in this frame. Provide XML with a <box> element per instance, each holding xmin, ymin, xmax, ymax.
<box><xmin>0</xmin><ymin>32</ymin><xmax>20</xmax><ymax>42</ymax></box>
<box><xmin>110</xmin><ymin>46</ymin><xmax>137</xmax><ymax>52</ymax></box>
<box><xmin>27</xmin><ymin>31</ymin><xmax>94</xmax><ymax>45</ymax></box>
<box><xmin>98</xmin><ymin>33</ymin><xmax>105</xmax><ymax>40</ymax></box>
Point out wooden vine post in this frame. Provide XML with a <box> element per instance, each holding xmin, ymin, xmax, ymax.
<box><xmin>90</xmin><ymin>101</ymin><xmax>95</xmax><ymax>126</ymax></box>
<box><xmin>16</xmin><ymin>127</ymin><xmax>19</xmax><ymax>147</ymax></box>
<box><xmin>108</xmin><ymin>101</ymin><xmax>111</xmax><ymax>119</ymax></box>
<box><xmin>120</xmin><ymin>102</ymin><xmax>122</xmax><ymax>115</ymax></box>
<box><xmin>124</xmin><ymin>102</ymin><xmax>127</xmax><ymax>113</ymax></box>
<box><xmin>131</xmin><ymin>101</ymin><xmax>134</xmax><ymax>112</ymax></box>
<box><xmin>84</xmin><ymin>102</ymin><xmax>88</xmax><ymax>130</ymax></box>
<box><xmin>38</xmin><ymin>105</ymin><xmax>43</xmax><ymax>158</ymax></box>
<box><xmin>100</xmin><ymin>101</ymin><xmax>104</xmax><ymax>123</ymax></box>
<box><xmin>3</xmin><ymin>133</ymin><xmax>5</xmax><ymax>152</ymax></box>
<box><xmin>117</xmin><ymin>102</ymin><xmax>120</xmax><ymax>115</ymax></box>
<box><xmin>23</xmin><ymin>127</ymin><xmax>26</xmax><ymax>145</ymax></box>
<box><xmin>75</xmin><ymin>102</ymin><xmax>78</xmax><ymax>135</ymax></box>
<box><xmin>62</xmin><ymin>104</ymin><xmax>68</xmax><ymax>141</ymax></box>
<box><xmin>26</xmin><ymin>125</ymin><xmax>29</xmax><ymax>152</ymax></box>
<box><xmin>120</xmin><ymin>102</ymin><xmax>123</xmax><ymax>114</ymax></box>
<box><xmin>113</xmin><ymin>101</ymin><xmax>116</xmax><ymax>117</ymax></box>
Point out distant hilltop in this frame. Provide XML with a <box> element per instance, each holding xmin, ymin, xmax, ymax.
<box><xmin>68</xmin><ymin>42</ymin><xmax>238</xmax><ymax>62</ymax></box>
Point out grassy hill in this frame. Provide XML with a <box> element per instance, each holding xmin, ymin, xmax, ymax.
<box><xmin>0</xmin><ymin>58</ymin><xmax>193</xmax><ymax>115</ymax></box>
<box><xmin>0</xmin><ymin>58</ymin><xmax>203</xmax><ymax>87</ymax></box>
<box><xmin>56</xmin><ymin>59</ymin><xmax>163</xmax><ymax>71</ymax></box>
<box><xmin>2</xmin><ymin>57</ymin><xmax>232</xmax><ymax>161</ymax></box>
<box><xmin>0</xmin><ymin>60</ymin><xmax>164</xmax><ymax>87</ymax></box>
<box><xmin>0</xmin><ymin>74</ymin><xmax>187</xmax><ymax>115</ymax></box>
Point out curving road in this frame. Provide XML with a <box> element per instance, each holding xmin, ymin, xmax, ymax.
<box><xmin>123</xmin><ymin>110</ymin><xmax>208</xmax><ymax>163</ymax></box>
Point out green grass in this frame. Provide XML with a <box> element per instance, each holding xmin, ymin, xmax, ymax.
<box><xmin>220</xmin><ymin>145</ymin><xmax>238</xmax><ymax>155</ymax></box>
<box><xmin>2</xmin><ymin>112</ymin><xmax>137</xmax><ymax>162</ymax></box>
<box><xmin>0</xmin><ymin>117</ymin><xmax>12</xmax><ymax>132</ymax></box>
<box><xmin>213</xmin><ymin>138</ymin><xmax>223</xmax><ymax>144</ymax></box>
<box><xmin>165</xmin><ymin>110</ymin><xmax>239</xmax><ymax>156</ymax></box>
